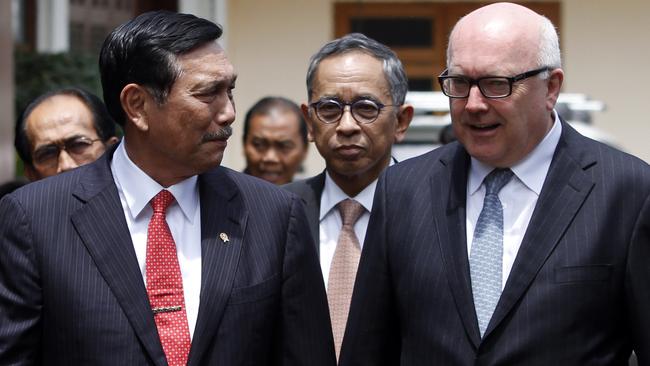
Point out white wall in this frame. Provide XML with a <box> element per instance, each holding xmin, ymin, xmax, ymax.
<box><xmin>563</xmin><ymin>0</ymin><xmax>650</xmax><ymax>162</ymax></box>
<box><xmin>225</xmin><ymin>0</ymin><xmax>331</xmax><ymax>175</ymax></box>
<box><xmin>224</xmin><ymin>0</ymin><xmax>650</xmax><ymax>177</ymax></box>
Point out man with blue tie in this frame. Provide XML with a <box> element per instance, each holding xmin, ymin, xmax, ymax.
<box><xmin>0</xmin><ymin>11</ymin><xmax>335</xmax><ymax>366</ymax></box>
<box><xmin>341</xmin><ymin>3</ymin><xmax>650</xmax><ymax>365</ymax></box>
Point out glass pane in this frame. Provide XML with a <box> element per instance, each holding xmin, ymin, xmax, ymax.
<box><xmin>408</xmin><ymin>78</ymin><xmax>434</xmax><ymax>92</ymax></box>
<box><xmin>350</xmin><ymin>17</ymin><xmax>433</xmax><ymax>48</ymax></box>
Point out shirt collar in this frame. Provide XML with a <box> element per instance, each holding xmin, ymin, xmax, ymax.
<box><xmin>320</xmin><ymin>171</ymin><xmax>376</xmax><ymax>221</ymax></box>
<box><xmin>111</xmin><ymin>140</ymin><xmax>199</xmax><ymax>222</ymax></box>
<box><xmin>468</xmin><ymin>110</ymin><xmax>562</xmax><ymax>196</ymax></box>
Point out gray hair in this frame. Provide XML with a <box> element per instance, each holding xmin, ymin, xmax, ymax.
<box><xmin>537</xmin><ymin>15</ymin><xmax>562</xmax><ymax>70</ymax></box>
<box><xmin>306</xmin><ymin>33</ymin><xmax>408</xmax><ymax>105</ymax></box>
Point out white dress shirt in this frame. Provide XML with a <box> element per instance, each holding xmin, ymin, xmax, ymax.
<box><xmin>318</xmin><ymin>172</ymin><xmax>377</xmax><ymax>287</ymax></box>
<box><xmin>110</xmin><ymin>141</ymin><xmax>202</xmax><ymax>339</ymax></box>
<box><xmin>466</xmin><ymin>111</ymin><xmax>562</xmax><ymax>289</ymax></box>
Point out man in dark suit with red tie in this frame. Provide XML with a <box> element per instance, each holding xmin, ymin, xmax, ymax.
<box><xmin>0</xmin><ymin>11</ymin><xmax>335</xmax><ymax>366</ymax></box>
<box><xmin>341</xmin><ymin>3</ymin><xmax>650</xmax><ymax>365</ymax></box>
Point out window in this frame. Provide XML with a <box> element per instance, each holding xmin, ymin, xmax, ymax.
<box><xmin>335</xmin><ymin>2</ymin><xmax>560</xmax><ymax>92</ymax></box>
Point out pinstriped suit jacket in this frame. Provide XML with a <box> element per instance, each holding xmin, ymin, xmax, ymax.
<box><xmin>340</xmin><ymin>121</ymin><xmax>650</xmax><ymax>365</ymax></box>
<box><xmin>0</xmin><ymin>148</ymin><xmax>336</xmax><ymax>366</ymax></box>
<box><xmin>284</xmin><ymin>172</ymin><xmax>325</xmax><ymax>255</ymax></box>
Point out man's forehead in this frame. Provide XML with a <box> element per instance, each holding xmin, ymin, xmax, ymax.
<box><xmin>27</xmin><ymin>95</ymin><xmax>94</xmax><ymax>130</ymax></box>
<box><xmin>449</xmin><ymin>21</ymin><xmax>539</xmax><ymax>75</ymax></box>
<box><xmin>251</xmin><ymin>112</ymin><xmax>301</xmax><ymax>133</ymax></box>
<box><xmin>177</xmin><ymin>41</ymin><xmax>236</xmax><ymax>77</ymax></box>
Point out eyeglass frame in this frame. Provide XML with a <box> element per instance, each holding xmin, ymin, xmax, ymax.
<box><xmin>308</xmin><ymin>98</ymin><xmax>400</xmax><ymax>124</ymax></box>
<box><xmin>437</xmin><ymin>66</ymin><xmax>551</xmax><ymax>99</ymax></box>
<box><xmin>32</xmin><ymin>135</ymin><xmax>103</xmax><ymax>167</ymax></box>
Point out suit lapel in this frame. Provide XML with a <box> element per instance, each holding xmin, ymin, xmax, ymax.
<box><xmin>433</xmin><ymin>145</ymin><xmax>482</xmax><ymax>348</ymax></box>
<box><xmin>70</xmin><ymin>152</ymin><xmax>167</xmax><ymax>366</ymax></box>
<box><xmin>485</xmin><ymin>122</ymin><xmax>595</xmax><ymax>338</ymax></box>
<box><xmin>187</xmin><ymin>169</ymin><xmax>247</xmax><ymax>365</ymax></box>
<box><xmin>303</xmin><ymin>173</ymin><xmax>325</xmax><ymax>253</ymax></box>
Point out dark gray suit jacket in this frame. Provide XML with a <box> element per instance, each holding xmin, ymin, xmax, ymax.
<box><xmin>340</xmin><ymin>121</ymin><xmax>650</xmax><ymax>365</ymax></box>
<box><xmin>284</xmin><ymin>172</ymin><xmax>325</xmax><ymax>254</ymax></box>
<box><xmin>0</xmin><ymin>148</ymin><xmax>336</xmax><ymax>366</ymax></box>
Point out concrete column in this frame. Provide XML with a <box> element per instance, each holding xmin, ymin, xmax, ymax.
<box><xmin>0</xmin><ymin>0</ymin><xmax>15</xmax><ymax>182</ymax></box>
<box><xmin>179</xmin><ymin>0</ymin><xmax>228</xmax><ymax>49</ymax></box>
<box><xmin>36</xmin><ymin>0</ymin><xmax>69</xmax><ymax>53</ymax></box>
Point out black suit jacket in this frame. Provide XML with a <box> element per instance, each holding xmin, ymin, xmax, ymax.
<box><xmin>0</xmin><ymin>148</ymin><xmax>336</xmax><ymax>366</ymax></box>
<box><xmin>340</xmin><ymin>121</ymin><xmax>650</xmax><ymax>365</ymax></box>
<box><xmin>284</xmin><ymin>172</ymin><xmax>325</xmax><ymax>254</ymax></box>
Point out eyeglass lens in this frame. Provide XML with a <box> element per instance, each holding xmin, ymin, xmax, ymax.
<box><xmin>33</xmin><ymin>137</ymin><xmax>98</xmax><ymax>166</ymax></box>
<box><xmin>315</xmin><ymin>99</ymin><xmax>381</xmax><ymax>123</ymax></box>
<box><xmin>442</xmin><ymin>77</ymin><xmax>511</xmax><ymax>98</ymax></box>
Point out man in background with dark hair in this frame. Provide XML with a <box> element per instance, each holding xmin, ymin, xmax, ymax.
<box><xmin>243</xmin><ymin>96</ymin><xmax>308</xmax><ymax>185</ymax></box>
<box><xmin>0</xmin><ymin>11</ymin><xmax>334</xmax><ymax>366</ymax></box>
<box><xmin>15</xmin><ymin>87</ymin><xmax>119</xmax><ymax>181</ymax></box>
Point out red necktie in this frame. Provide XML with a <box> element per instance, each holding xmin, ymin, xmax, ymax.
<box><xmin>146</xmin><ymin>190</ymin><xmax>191</xmax><ymax>366</ymax></box>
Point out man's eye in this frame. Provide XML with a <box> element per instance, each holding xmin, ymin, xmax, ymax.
<box><xmin>252</xmin><ymin>140</ymin><xmax>268</xmax><ymax>150</ymax></box>
<box><xmin>34</xmin><ymin>147</ymin><xmax>58</xmax><ymax>162</ymax></box>
<box><xmin>277</xmin><ymin>142</ymin><xmax>296</xmax><ymax>152</ymax></box>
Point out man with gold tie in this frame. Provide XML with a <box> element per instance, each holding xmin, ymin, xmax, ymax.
<box><xmin>284</xmin><ymin>32</ymin><xmax>413</xmax><ymax>360</ymax></box>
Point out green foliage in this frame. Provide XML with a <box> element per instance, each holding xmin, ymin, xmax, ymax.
<box><xmin>14</xmin><ymin>49</ymin><xmax>101</xmax><ymax>116</ymax></box>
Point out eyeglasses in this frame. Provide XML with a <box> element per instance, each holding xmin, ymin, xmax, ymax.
<box><xmin>437</xmin><ymin>67</ymin><xmax>551</xmax><ymax>99</ymax></box>
<box><xmin>32</xmin><ymin>136</ymin><xmax>102</xmax><ymax>168</ymax></box>
<box><xmin>309</xmin><ymin>98</ymin><xmax>398</xmax><ymax>124</ymax></box>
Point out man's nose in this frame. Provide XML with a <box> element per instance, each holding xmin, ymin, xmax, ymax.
<box><xmin>56</xmin><ymin>150</ymin><xmax>80</xmax><ymax>174</ymax></box>
<box><xmin>464</xmin><ymin>85</ymin><xmax>490</xmax><ymax>113</ymax></box>
<box><xmin>262</xmin><ymin>147</ymin><xmax>280</xmax><ymax>163</ymax></box>
<box><xmin>216</xmin><ymin>96</ymin><xmax>236</xmax><ymax>126</ymax></box>
<box><xmin>336</xmin><ymin>105</ymin><xmax>361</xmax><ymax>135</ymax></box>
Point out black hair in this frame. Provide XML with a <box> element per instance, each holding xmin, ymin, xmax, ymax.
<box><xmin>14</xmin><ymin>87</ymin><xmax>117</xmax><ymax>165</ymax></box>
<box><xmin>243</xmin><ymin>96</ymin><xmax>308</xmax><ymax>146</ymax></box>
<box><xmin>99</xmin><ymin>10</ymin><xmax>223</xmax><ymax>126</ymax></box>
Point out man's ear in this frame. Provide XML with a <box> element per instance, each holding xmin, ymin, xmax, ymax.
<box><xmin>120</xmin><ymin>84</ymin><xmax>151</xmax><ymax>132</ymax></box>
<box><xmin>301</xmin><ymin>103</ymin><xmax>315</xmax><ymax>142</ymax></box>
<box><xmin>104</xmin><ymin>136</ymin><xmax>120</xmax><ymax>146</ymax></box>
<box><xmin>394</xmin><ymin>104</ymin><xmax>414</xmax><ymax>143</ymax></box>
<box><xmin>24</xmin><ymin>164</ymin><xmax>40</xmax><ymax>182</ymax></box>
<box><xmin>546</xmin><ymin>68</ymin><xmax>564</xmax><ymax>111</ymax></box>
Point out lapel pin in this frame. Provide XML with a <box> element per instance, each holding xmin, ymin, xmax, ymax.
<box><xmin>219</xmin><ymin>232</ymin><xmax>230</xmax><ymax>243</ymax></box>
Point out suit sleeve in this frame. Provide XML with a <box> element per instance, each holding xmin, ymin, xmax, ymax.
<box><xmin>339</xmin><ymin>172</ymin><xmax>400</xmax><ymax>366</ymax></box>
<box><xmin>0</xmin><ymin>195</ymin><xmax>42</xmax><ymax>365</ymax></box>
<box><xmin>276</xmin><ymin>195</ymin><xmax>337</xmax><ymax>366</ymax></box>
<box><xmin>627</xmin><ymin>193</ymin><xmax>650</xmax><ymax>365</ymax></box>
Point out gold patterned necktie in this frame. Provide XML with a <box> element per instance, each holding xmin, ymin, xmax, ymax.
<box><xmin>328</xmin><ymin>198</ymin><xmax>366</xmax><ymax>360</ymax></box>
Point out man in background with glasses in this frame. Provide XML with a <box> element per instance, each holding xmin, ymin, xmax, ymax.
<box><xmin>284</xmin><ymin>33</ymin><xmax>413</xmax><ymax>360</ymax></box>
<box><xmin>341</xmin><ymin>3</ymin><xmax>650</xmax><ymax>366</ymax></box>
<box><xmin>15</xmin><ymin>87</ymin><xmax>119</xmax><ymax>181</ymax></box>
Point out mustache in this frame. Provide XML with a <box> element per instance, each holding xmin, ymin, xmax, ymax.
<box><xmin>202</xmin><ymin>126</ymin><xmax>233</xmax><ymax>142</ymax></box>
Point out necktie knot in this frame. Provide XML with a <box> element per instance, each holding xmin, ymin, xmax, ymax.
<box><xmin>337</xmin><ymin>199</ymin><xmax>365</xmax><ymax>228</ymax></box>
<box><xmin>484</xmin><ymin>168</ymin><xmax>514</xmax><ymax>196</ymax></box>
<box><xmin>151</xmin><ymin>190</ymin><xmax>175</xmax><ymax>214</ymax></box>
